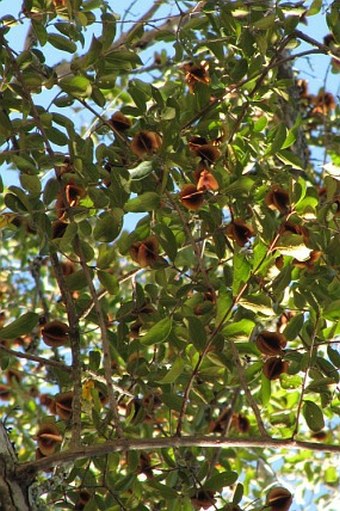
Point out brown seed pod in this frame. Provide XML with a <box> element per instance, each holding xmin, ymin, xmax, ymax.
<box><xmin>6</xmin><ymin>368</ymin><xmax>22</xmax><ymax>384</ymax></box>
<box><xmin>56</xmin><ymin>183</ymin><xmax>86</xmax><ymax>220</ymax></box>
<box><xmin>52</xmin><ymin>0</ymin><xmax>67</xmax><ymax>8</ymax></box>
<box><xmin>191</xmin><ymin>490</ymin><xmax>216</xmax><ymax>510</ymax></box>
<box><xmin>139</xmin><ymin>452</ymin><xmax>154</xmax><ymax>479</ymax></box>
<box><xmin>180</xmin><ymin>184</ymin><xmax>204</xmax><ymax>211</ymax></box>
<box><xmin>183</xmin><ymin>62</ymin><xmax>210</xmax><ymax>93</ymax></box>
<box><xmin>231</xmin><ymin>413</ymin><xmax>251</xmax><ymax>433</ymax></box>
<box><xmin>266</xmin><ymin>487</ymin><xmax>293</xmax><ymax>511</ymax></box>
<box><xmin>129</xmin><ymin>236</ymin><xmax>159</xmax><ymax>267</ymax></box>
<box><xmin>41</xmin><ymin>320</ymin><xmax>69</xmax><ymax>347</ymax></box>
<box><xmin>275</xmin><ymin>255</ymin><xmax>284</xmax><ymax>270</ymax></box>
<box><xmin>296</xmin><ymin>79</ymin><xmax>310</xmax><ymax>100</ymax></box>
<box><xmin>131</xmin><ymin>131</ymin><xmax>162</xmax><ymax>157</ymax></box>
<box><xmin>129</xmin><ymin>320</ymin><xmax>142</xmax><ymax>339</ymax></box>
<box><xmin>189</xmin><ymin>137</ymin><xmax>221</xmax><ymax>163</ymax></box>
<box><xmin>281</xmin><ymin>221</ymin><xmax>309</xmax><ymax>243</ymax></box>
<box><xmin>265</xmin><ymin>186</ymin><xmax>290</xmax><ymax>214</ymax></box>
<box><xmin>40</xmin><ymin>393</ymin><xmax>54</xmax><ymax>408</ymax></box>
<box><xmin>263</xmin><ymin>357</ymin><xmax>289</xmax><ymax>380</ymax></box>
<box><xmin>208</xmin><ymin>407</ymin><xmax>230</xmax><ymax>433</ymax></box>
<box><xmin>256</xmin><ymin>331</ymin><xmax>287</xmax><ymax>356</ymax></box>
<box><xmin>0</xmin><ymin>384</ymin><xmax>11</xmax><ymax>401</ymax></box>
<box><xmin>74</xmin><ymin>489</ymin><xmax>91</xmax><ymax>510</ymax></box>
<box><xmin>311</xmin><ymin>430</ymin><xmax>328</xmax><ymax>441</ymax></box>
<box><xmin>276</xmin><ymin>311</ymin><xmax>295</xmax><ymax>333</ymax></box>
<box><xmin>109</xmin><ymin>111</ymin><xmax>131</xmax><ymax>132</ymax></box>
<box><xmin>197</xmin><ymin>169</ymin><xmax>219</xmax><ymax>191</ymax></box>
<box><xmin>36</xmin><ymin>423</ymin><xmax>63</xmax><ymax>456</ymax></box>
<box><xmin>51</xmin><ymin>219</ymin><xmax>68</xmax><ymax>239</ymax></box>
<box><xmin>312</xmin><ymin>91</ymin><xmax>336</xmax><ymax>115</ymax></box>
<box><xmin>60</xmin><ymin>261</ymin><xmax>76</xmax><ymax>276</ymax></box>
<box><xmin>225</xmin><ymin>219</ymin><xmax>254</xmax><ymax>247</ymax></box>
<box><xmin>293</xmin><ymin>249</ymin><xmax>322</xmax><ymax>270</ymax></box>
<box><xmin>54</xmin><ymin>391</ymin><xmax>73</xmax><ymax>420</ymax></box>
<box><xmin>55</xmin><ymin>156</ymin><xmax>73</xmax><ymax>178</ymax></box>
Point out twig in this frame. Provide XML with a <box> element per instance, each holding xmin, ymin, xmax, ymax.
<box><xmin>75</xmin><ymin>238</ymin><xmax>124</xmax><ymax>438</ymax></box>
<box><xmin>0</xmin><ymin>345</ymin><xmax>71</xmax><ymax>372</ymax></box>
<box><xmin>29</xmin><ymin>257</ymin><xmax>50</xmax><ymax>321</ymax></box>
<box><xmin>176</xmin><ymin>216</ymin><xmax>292</xmax><ymax>436</ymax></box>
<box><xmin>16</xmin><ymin>435</ymin><xmax>340</xmax><ymax>479</ymax></box>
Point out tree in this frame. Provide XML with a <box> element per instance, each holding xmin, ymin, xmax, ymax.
<box><xmin>0</xmin><ymin>0</ymin><xmax>339</xmax><ymax>509</ymax></box>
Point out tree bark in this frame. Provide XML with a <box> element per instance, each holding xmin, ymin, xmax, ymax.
<box><xmin>0</xmin><ymin>423</ymin><xmax>30</xmax><ymax>511</ymax></box>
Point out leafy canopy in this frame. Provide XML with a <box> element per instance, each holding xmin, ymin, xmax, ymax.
<box><xmin>0</xmin><ymin>0</ymin><xmax>339</xmax><ymax>510</ymax></box>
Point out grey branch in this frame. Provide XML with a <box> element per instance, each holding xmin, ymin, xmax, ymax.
<box><xmin>16</xmin><ymin>435</ymin><xmax>340</xmax><ymax>478</ymax></box>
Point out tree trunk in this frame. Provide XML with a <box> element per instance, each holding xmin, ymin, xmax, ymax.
<box><xmin>0</xmin><ymin>423</ymin><xmax>30</xmax><ymax>511</ymax></box>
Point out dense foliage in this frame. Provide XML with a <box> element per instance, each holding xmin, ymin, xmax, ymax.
<box><xmin>0</xmin><ymin>1</ymin><xmax>339</xmax><ymax>510</ymax></box>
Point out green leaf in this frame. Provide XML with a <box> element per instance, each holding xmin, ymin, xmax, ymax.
<box><xmin>276</xmin><ymin>233</ymin><xmax>311</xmax><ymax>260</ymax></box>
<box><xmin>140</xmin><ymin>317</ymin><xmax>173</xmax><ymax>345</ymax></box>
<box><xmin>97</xmin><ymin>270</ymin><xmax>118</xmax><ymax>295</ymax></box>
<box><xmin>101</xmin><ymin>13</ymin><xmax>117</xmax><ymax>51</ymax></box>
<box><xmin>260</xmin><ymin>372</ymin><xmax>271</xmax><ymax>405</ymax></box>
<box><xmin>0</xmin><ymin>312</ymin><xmax>39</xmax><ymax>339</ymax></box>
<box><xmin>20</xmin><ymin>174</ymin><xmax>41</xmax><ymax>195</ymax></box>
<box><xmin>323</xmin><ymin>300</ymin><xmax>340</xmax><ymax>320</ymax></box>
<box><xmin>265</xmin><ymin>124</ymin><xmax>287</xmax><ymax>155</ymax></box>
<box><xmin>0</xmin><ymin>110</ymin><xmax>13</xmax><ymax>138</ymax></box>
<box><xmin>65</xmin><ymin>269</ymin><xmax>90</xmax><ymax>291</ymax></box>
<box><xmin>283</xmin><ymin>313</ymin><xmax>304</xmax><ymax>341</ymax></box>
<box><xmin>240</xmin><ymin>294</ymin><xmax>273</xmax><ymax>316</ymax></box>
<box><xmin>225</xmin><ymin>176</ymin><xmax>254</xmax><ymax>195</ymax></box>
<box><xmin>307</xmin><ymin>0</ymin><xmax>322</xmax><ymax>16</ymax></box>
<box><xmin>59</xmin><ymin>76</ymin><xmax>92</xmax><ymax>97</ymax></box>
<box><xmin>125</xmin><ymin>192</ymin><xmax>160</xmax><ymax>212</ymax></box>
<box><xmin>222</xmin><ymin>319</ymin><xmax>255</xmax><ymax>339</ymax></box>
<box><xmin>253</xmin><ymin>13</ymin><xmax>276</xmax><ymax>30</ymax></box>
<box><xmin>254</xmin><ymin>116</ymin><xmax>267</xmax><ymax>132</ymax></box>
<box><xmin>204</xmin><ymin>471</ymin><xmax>238</xmax><ymax>491</ymax></box>
<box><xmin>215</xmin><ymin>287</ymin><xmax>232</xmax><ymax>326</ymax></box>
<box><xmin>157</xmin><ymin>357</ymin><xmax>184</xmax><ymax>383</ymax></box>
<box><xmin>303</xmin><ymin>401</ymin><xmax>325</xmax><ymax>432</ymax></box>
<box><xmin>128</xmin><ymin>161</ymin><xmax>153</xmax><ymax>181</ymax></box>
<box><xmin>232</xmin><ymin>252</ymin><xmax>251</xmax><ymax>295</ymax></box>
<box><xmin>45</xmin><ymin>127</ymin><xmax>68</xmax><ymax>146</ymax></box>
<box><xmin>93</xmin><ymin>210</ymin><xmax>123</xmax><ymax>242</ymax></box>
<box><xmin>277</xmin><ymin>150</ymin><xmax>304</xmax><ymax>170</ymax></box>
<box><xmin>327</xmin><ymin>346</ymin><xmax>340</xmax><ymax>369</ymax></box>
<box><xmin>188</xmin><ymin>316</ymin><xmax>207</xmax><ymax>351</ymax></box>
<box><xmin>48</xmin><ymin>33</ymin><xmax>77</xmax><ymax>53</ymax></box>
<box><xmin>97</xmin><ymin>244</ymin><xmax>116</xmax><ymax>269</ymax></box>
<box><xmin>146</xmin><ymin>480</ymin><xmax>178</xmax><ymax>499</ymax></box>
<box><xmin>233</xmin><ymin>483</ymin><xmax>244</xmax><ymax>505</ymax></box>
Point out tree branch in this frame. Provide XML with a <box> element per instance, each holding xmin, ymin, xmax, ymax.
<box><xmin>75</xmin><ymin>238</ymin><xmax>124</xmax><ymax>438</ymax></box>
<box><xmin>16</xmin><ymin>435</ymin><xmax>340</xmax><ymax>478</ymax></box>
<box><xmin>0</xmin><ymin>345</ymin><xmax>71</xmax><ymax>373</ymax></box>
<box><xmin>2</xmin><ymin>38</ymin><xmax>83</xmax><ymax>450</ymax></box>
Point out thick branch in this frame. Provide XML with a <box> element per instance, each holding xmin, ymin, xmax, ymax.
<box><xmin>16</xmin><ymin>435</ymin><xmax>340</xmax><ymax>478</ymax></box>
